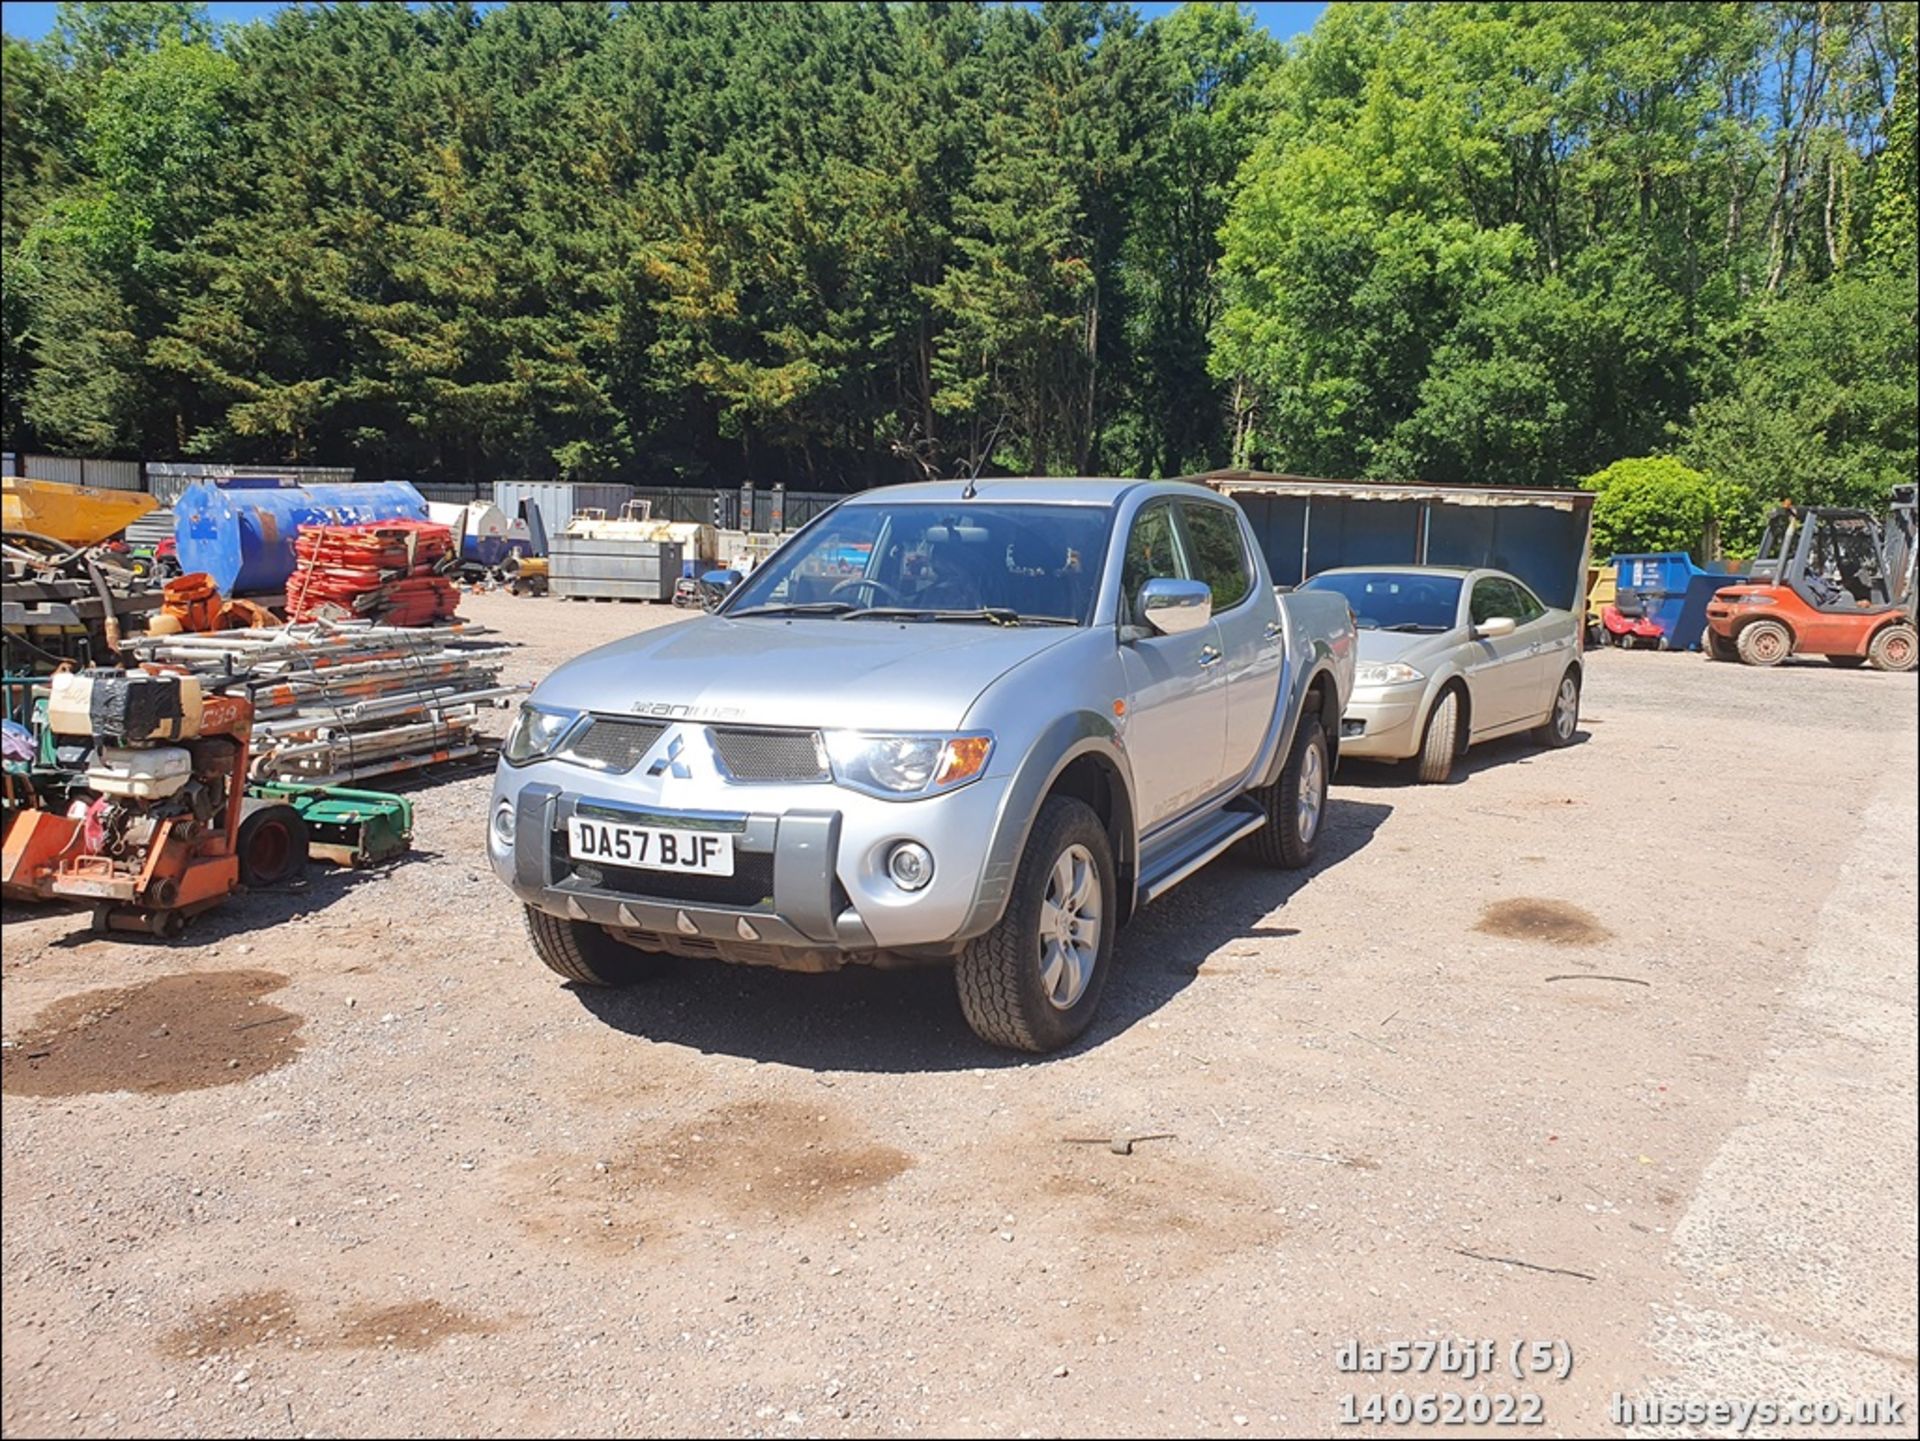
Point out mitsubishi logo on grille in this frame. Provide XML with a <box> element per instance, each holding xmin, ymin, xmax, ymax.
<box><xmin>646</xmin><ymin>732</ymin><xmax>692</xmax><ymax>779</ymax></box>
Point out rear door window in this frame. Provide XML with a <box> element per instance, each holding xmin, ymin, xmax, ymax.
<box><xmin>1179</xmin><ymin>502</ymin><xmax>1253</xmax><ymax>611</ymax></box>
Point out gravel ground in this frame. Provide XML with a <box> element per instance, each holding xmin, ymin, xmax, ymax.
<box><xmin>3</xmin><ymin>593</ymin><xmax>1914</xmax><ymax>1439</ymax></box>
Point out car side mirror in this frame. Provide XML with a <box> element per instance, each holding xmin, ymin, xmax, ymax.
<box><xmin>701</xmin><ymin>568</ymin><xmax>741</xmax><ymax>592</ymax></box>
<box><xmin>1473</xmin><ymin>616</ymin><xmax>1518</xmax><ymax>639</ymax></box>
<box><xmin>1137</xmin><ymin>577</ymin><xmax>1212</xmax><ymax>636</ymax></box>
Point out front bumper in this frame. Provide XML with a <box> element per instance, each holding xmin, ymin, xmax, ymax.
<box><xmin>488</xmin><ymin>761</ymin><xmax>1012</xmax><ymax>967</ymax></box>
<box><xmin>1337</xmin><ymin>680</ymin><xmax>1430</xmax><ymax>760</ymax></box>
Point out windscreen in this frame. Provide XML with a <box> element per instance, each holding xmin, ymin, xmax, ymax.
<box><xmin>1300</xmin><ymin>570</ymin><xmax>1462</xmax><ymax>633</ymax></box>
<box><xmin>725</xmin><ymin>503</ymin><xmax>1115</xmax><ymax>625</ymax></box>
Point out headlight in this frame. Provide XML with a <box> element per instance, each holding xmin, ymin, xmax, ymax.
<box><xmin>826</xmin><ymin>731</ymin><xmax>994</xmax><ymax>798</ymax></box>
<box><xmin>1355</xmin><ymin>662</ymin><xmax>1426</xmax><ymax>687</ymax></box>
<box><xmin>502</xmin><ymin>703</ymin><xmax>578</xmax><ymax>764</ymax></box>
<box><xmin>1735</xmin><ymin>594</ymin><xmax>1777</xmax><ymax>606</ymax></box>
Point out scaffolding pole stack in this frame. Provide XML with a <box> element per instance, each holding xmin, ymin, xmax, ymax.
<box><xmin>123</xmin><ymin>620</ymin><xmax>526</xmax><ymax>786</ymax></box>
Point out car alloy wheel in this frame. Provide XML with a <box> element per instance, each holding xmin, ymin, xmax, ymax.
<box><xmin>1296</xmin><ymin>740</ymin><xmax>1325</xmax><ymax>844</ymax></box>
<box><xmin>1553</xmin><ymin>676</ymin><xmax>1578</xmax><ymax>740</ymax></box>
<box><xmin>1038</xmin><ymin>843</ymin><xmax>1101</xmax><ymax>1010</ymax></box>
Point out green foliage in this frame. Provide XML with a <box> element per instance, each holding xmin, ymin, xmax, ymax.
<box><xmin>1684</xmin><ymin>269</ymin><xmax>1919</xmax><ymax>542</ymax></box>
<box><xmin>0</xmin><ymin>0</ymin><xmax>1914</xmax><ymax>503</ymax></box>
<box><xmin>1214</xmin><ymin>1</ymin><xmax>1915</xmax><ymax>493</ymax></box>
<box><xmin>1581</xmin><ymin>456</ymin><xmax>1735</xmax><ymax>561</ymax></box>
<box><xmin>1868</xmin><ymin>55</ymin><xmax>1918</xmax><ymax>272</ymax></box>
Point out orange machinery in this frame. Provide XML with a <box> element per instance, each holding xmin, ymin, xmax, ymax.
<box><xmin>2</xmin><ymin>669</ymin><xmax>264</xmax><ymax>935</ymax></box>
<box><xmin>1704</xmin><ymin>504</ymin><xmax>1918</xmax><ymax>671</ymax></box>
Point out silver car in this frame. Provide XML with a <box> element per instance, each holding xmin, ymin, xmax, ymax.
<box><xmin>488</xmin><ymin>479</ymin><xmax>1354</xmax><ymax>1052</ymax></box>
<box><xmin>1297</xmin><ymin>566</ymin><xmax>1582</xmax><ymax>784</ymax></box>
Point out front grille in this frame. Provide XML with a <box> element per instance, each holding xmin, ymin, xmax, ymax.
<box><xmin>559</xmin><ymin>718</ymin><xmax>666</xmax><ymax>774</ymax></box>
<box><xmin>711</xmin><ymin>726</ymin><xmax>829</xmax><ymax>782</ymax></box>
<box><xmin>551</xmin><ymin>832</ymin><xmax>775</xmax><ymax>910</ymax></box>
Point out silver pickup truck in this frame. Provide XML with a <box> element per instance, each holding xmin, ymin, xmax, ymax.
<box><xmin>487</xmin><ymin>479</ymin><xmax>1355</xmax><ymax>1051</ymax></box>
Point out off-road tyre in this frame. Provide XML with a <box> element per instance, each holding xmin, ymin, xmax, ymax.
<box><xmin>525</xmin><ymin>904</ymin><xmax>663</xmax><ymax>986</ymax></box>
<box><xmin>1245</xmin><ymin>715</ymin><xmax>1329</xmax><ymax>870</ymax></box>
<box><xmin>955</xmin><ymin>796</ymin><xmax>1115</xmax><ymax>1054</ymax></box>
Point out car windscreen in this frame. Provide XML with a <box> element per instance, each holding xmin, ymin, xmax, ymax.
<box><xmin>1300</xmin><ymin>571</ymin><xmax>1462</xmax><ymax>633</ymax></box>
<box><xmin>725</xmin><ymin>503</ymin><xmax>1114</xmax><ymax>625</ymax></box>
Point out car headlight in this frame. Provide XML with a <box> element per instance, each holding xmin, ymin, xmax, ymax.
<box><xmin>1735</xmin><ymin>594</ymin><xmax>1777</xmax><ymax>606</ymax></box>
<box><xmin>502</xmin><ymin>703</ymin><xmax>579</xmax><ymax>764</ymax></box>
<box><xmin>1355</xmin><ymin>662</ymin><xmax>1426</xmax><ymax>687</ymax></box>
<box><xmin>826</xmin><ymin>731</ymin><xmax>994</xmax><ymax>799</ymax></box>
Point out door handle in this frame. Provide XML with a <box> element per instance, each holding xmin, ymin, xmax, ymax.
<box><xmin>1198</xmin><ymin>646</ymin><xmax>1223</xmax><ymax>668</ymax></box>
<box><xmin>1264</xmin><ymin>621</ymin><xmax>1283</xmax><ymax>640</ymax></box>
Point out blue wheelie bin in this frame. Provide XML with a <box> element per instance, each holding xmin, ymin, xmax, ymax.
<box><xmin>1612</xmin><ymin>554</ymin><xmax>1747</xmax><ymax>651</ymax></box>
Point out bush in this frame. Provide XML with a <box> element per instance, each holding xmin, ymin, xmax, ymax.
<box><xmin>1581</xmin><ymin>456</ymin><xmax>1743</xmax><ymax>562</ymax></box>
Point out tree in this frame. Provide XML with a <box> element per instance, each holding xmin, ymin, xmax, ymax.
<box><xmin>1685</xmin><ymin>269</ymin><xmax>1918</xmax><ymax>536</ymax></box>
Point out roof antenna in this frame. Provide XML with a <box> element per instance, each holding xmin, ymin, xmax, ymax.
<box><xmin>960</xmin><ymin>475</ymin><xmax>977</xmax><ymax>500</ymax></box>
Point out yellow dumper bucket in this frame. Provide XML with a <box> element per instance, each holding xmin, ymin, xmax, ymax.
<box><xmin>2</xmin><ymin>477</ymin><xmax>158</xmax><ymax>548</ymax></box>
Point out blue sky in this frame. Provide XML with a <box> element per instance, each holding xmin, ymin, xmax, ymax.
<box><xmin>2</xmin><ymin>1</ymin><xmax>1328</xmax><ymax>44</ymax></box>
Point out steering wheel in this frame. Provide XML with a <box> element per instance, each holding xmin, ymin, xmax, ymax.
<box><xmin>829</xmin><ymin>576</ymin><xmax>902</xmax><ymax>604</ymax></box>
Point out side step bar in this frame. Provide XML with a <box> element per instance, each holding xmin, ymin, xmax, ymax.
<box><xmin>1136</xmin><ymin>801</ymin><xmax>1266</xmax><ymax>905</ymax></box>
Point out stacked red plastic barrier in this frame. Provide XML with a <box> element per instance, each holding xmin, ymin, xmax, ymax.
<box><xmin>286</xmin><ymin>520</ymin><xmax>460</xmax><ymax>626</ymax></box>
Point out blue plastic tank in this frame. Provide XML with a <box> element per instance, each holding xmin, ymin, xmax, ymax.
<box><xmin>174</xmin><ymin>477</ymin><xmax>430</xmax><ymax>595</ymax></box>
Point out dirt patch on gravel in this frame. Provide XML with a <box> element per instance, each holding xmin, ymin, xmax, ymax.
<box><xmin>160</xmin><ymin>1289</ymin><xmax>304</xmax><ymax>1360</ymax></box>
<box><xmin>1</xmin><ymin>971</ymin><xmax>302</xmax><ymax>1097</ymax></box>
<box><xmin>161</xmin><ymin>1292</ymin><xmax>492</xmax><ymax>1360</ymax></box>
<box><xmin>1475</xmin><ymin>897</ymin><xmax>1611</xmax><ymax>946</ymax></box>
<box><xmin>516</xmin><ymin>1098</ymin><xmax>913</xmax><ymax>1250</ymax></box>
<box><xmin>334</xmin><ymin>1301</ymin><xmax>494</xmax><ymax>1352</ymax></box>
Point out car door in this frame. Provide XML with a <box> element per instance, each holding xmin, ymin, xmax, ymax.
<box><xmin>1507</xmin><ymin>579</ymin><xmax>1574</xmax><ymax>719</ymax></box>
<box><xmin>1115</xmin><ymin>499</ymin><xmax>1227</xmax><ymax>831</ymax></box>
<box><xmin>1463</xmin><ymin>577</ymin><xmax>1537</xmax><ymax>731</ymax></box>
<box><xmin>1178</xmin><ymin>498</ymin><xmax>1280</xmax><ymax>784</ymax></box>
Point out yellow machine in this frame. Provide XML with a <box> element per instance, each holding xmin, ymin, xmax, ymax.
<box><xmin>3</xmin><ymin>477</ymin><xmax>158</xmax><ymax>548</ymax></box>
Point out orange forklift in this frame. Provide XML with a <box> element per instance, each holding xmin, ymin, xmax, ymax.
<box><xmin>1704</xmin><ymin>498</ymin><xmax>1918</xmax><ymax>672</ymax></box>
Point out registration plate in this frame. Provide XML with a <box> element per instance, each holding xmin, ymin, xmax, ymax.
<box><xmin>567</xmin><ymin>816</ymin><xmax>735</xmax><ymax>876</ymax></box>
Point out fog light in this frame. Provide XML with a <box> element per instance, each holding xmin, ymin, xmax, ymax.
<box><xmin>490</xmin><ymin>801</ymin><xmax>516</xmax><ymax>852</ymax></box>
<box><xmin>886</xmin><ymin>841</ymin><xmax>934</xmax><ymax>891</ymax></box>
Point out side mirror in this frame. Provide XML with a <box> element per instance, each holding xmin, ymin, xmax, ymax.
<box><xmin>1137</xmin><ymin>577</ymin><xmax>1212</xmax><ymax>636</ymax></box>
<box><xmin>1473</xmin><ymin>616</ymin><xmax>1518</xmax><ymax>639</ymax></box>
<box><xmin>701</xmin><ymin>568</ymin><xmax>741</xmax><ymax>591</ymax></box>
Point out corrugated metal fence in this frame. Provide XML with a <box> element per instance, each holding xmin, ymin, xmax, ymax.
<box><xmin>13</xmin><ymin>454</ymin><xmax>144</xmax><ymax>490</ymax></box>
<box><xmin>144</xmin><ymin>462</ymin><xmax>355</xmax><ymax>505</ymax></box>
<box><xmin>3</xmin><ymin>452</ymin><xmax>844</xmax><ymax>534</ymax></box>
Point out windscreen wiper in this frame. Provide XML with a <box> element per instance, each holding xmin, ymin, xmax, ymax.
<box><xmin>841</xmin><ymin>606</ymin><xmax>1073</xmax><ymax>626</ymax></box>
<box><xmin>1380</xmin><ymin>622</ymin><xmax>1447</xmax><ymax>632</ymax></box>
<box><xmin>727</xmin><ymin>601</ymin><xmax>858</xmax><ymax>618</ymax></box>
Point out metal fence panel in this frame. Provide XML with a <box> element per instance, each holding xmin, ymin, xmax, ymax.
<box><xmin>81</xmin><ymin>458</ymin><xmax>143</xmax><ymax>490</ymax></box>
<box><xmin>492</xmin><ymin>482</ymin><xmax>634</xmax><ymax>530</ymax></box>
<box><xmin>145</xmin><ymin>462</ymin><xmax>357</xmax><ymax>504</ymax></box>
<box><xmin>22</xmin><ymin>454</ymin><xmax>85</xmax><ymax>485</ymax></box>
<box><xmin>415</xmin><ymin>482</ymin><xmax>492</xmax><ymax>505</ymax></box>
